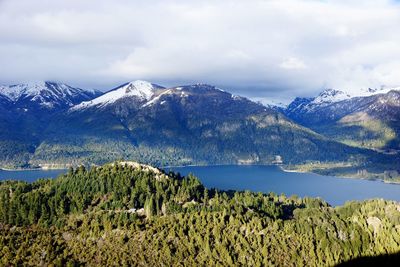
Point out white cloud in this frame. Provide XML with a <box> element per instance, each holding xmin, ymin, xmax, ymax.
<box><xmin>279</xmin><ymin>57</ymin><xmax>307</xmax><ymax>70</ymax></box>
<box><xmin>0</xmin><ymin>0</ymin><xmax>400</xmax><ymax>102</ymax></box>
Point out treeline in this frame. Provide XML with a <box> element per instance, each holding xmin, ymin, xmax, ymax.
<box><xmin>0</xmin><ymin>163</ymin><xmax>207</xmax><ymax>226</ymax></box>
<box><xmin>1</xmin><ymin>162</ymin><xmax>400</xmax><ymax>266</ymax></box>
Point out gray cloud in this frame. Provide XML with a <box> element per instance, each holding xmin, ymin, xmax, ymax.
<box><xmin>1</xmin><ymin>0</ymin><xmax>400</xmax><ymax>103</ymax></box>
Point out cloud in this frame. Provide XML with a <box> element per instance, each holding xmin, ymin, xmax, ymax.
<box><xmin>279</xmin><ymin>57</ymin><xmax>307</xmax><ymax>70</ymax></box>
<box><xmin>0</xmin><ymin>0</ymin><xmax>400</xmax><ymax>103</ymax></box>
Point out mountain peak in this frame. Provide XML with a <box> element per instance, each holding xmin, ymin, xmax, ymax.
<box><xmin>312</xmin><ymin>86</ymin><xmax>400</xmax><ymax>105</ymax></box>
<box><xmin>0</xmin><ymin>81</ymin><xmax>49</xmax><ymax>101</ymax></box>
<box><xmin>312</xmin><ymin>89</ymin><xmax>350</xmax><ymax>104</ymax></box>
<box><xmin>0</xmin><ymin>81</ymin><xmax>100</xmax><ymax>109</ymax></box>
<box><xmin>119</xmin><ymin>80</ymin><xmax>159</xmax><ymax>98</ymax></box>
<box><xmin>72</xmin><ymin>80</ymin><xmax>164</xmax><ymax>110</ymax></box>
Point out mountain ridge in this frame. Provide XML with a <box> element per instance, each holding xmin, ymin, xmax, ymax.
<box><xmin>0</xmin><ymin>81</ymin><xmax>101</xmax><ymax>110</ymax></box>
<box><xmin>284</xmin><ymin>88</ymin><xmax>400</xmax><ymax>152</ymax></box>
<box><xmin>38</xmin><ymin>82</ymin><xmax>379</xmax><ymax>169</ymax></box>
<box><xmin>0</xmin><ymin>80</ymin><xmax>398</xmax><ymax>181</ymax></box>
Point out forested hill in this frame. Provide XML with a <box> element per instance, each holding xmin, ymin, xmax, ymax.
<box><xmin>1</xmin><ymin>161</ymin><xmax>400</xmax><ymax>266</ymax></box>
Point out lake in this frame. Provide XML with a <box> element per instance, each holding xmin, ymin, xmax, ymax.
<box><xmin>166</xmin><ymin>165</ymin><xmax>400</xmax><ymax>206</ymax></box>
<box><xmin>0</xmin><ymin>169</ymin><xmax>67</xmax><ymax>183</ymax></box>
<box><xmin>1</xmin><ymin>165</ymin><xmax>400</xmax><ymax>206</ymax></box>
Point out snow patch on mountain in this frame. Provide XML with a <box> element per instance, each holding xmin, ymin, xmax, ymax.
<box><xmin>1</xmin><ymin>82</ymin><xmax>76</xmax><ymax>101</ymax></box>
<box><xmin>285</xmin><ymin>85</ymin><xmax>400</xmax><ymax>119</ymax></box>
<box><xmin>0</xmin><ymin>81</ymin><xmax>99</xmax><ymax>108</ymax></box>
<box><xmin>73</xmin><ymin>80</ymin><xmax>160</xmax><ymax>109</ymax></box>
<box><xmin>141</xmin><ymin>89</ymin><xmax>173</xmax><ymax>108</ymax></box>
<box><xmin>231</xmin><ymin>95</ymin><xmax>239</xmax><ymax>100</ymax></box>
<box><xmin>259</xmin><ymin>98</ymin><xmax>288</xmax><ymax>108</ymax></box>
<box><xmin>310</xmin><ymin>86</ymin><xmax>400</xmax><ymax>105</ymax></box>
<box><xmin>312</xmin><ymin>89</ymin><xmax>350</xmax><ymax>104</ymax></box>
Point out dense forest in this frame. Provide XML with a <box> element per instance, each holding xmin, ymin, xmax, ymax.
<box><xmin>1</xmin><ymin>162</ymin><xmax>400</xmax><ymax>266</ymax></box>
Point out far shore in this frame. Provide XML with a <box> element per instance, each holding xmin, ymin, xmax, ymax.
<box><xmin>279</xmin><ymin>167</ymin><xmax>308</xmax><ymax>173</ymax></box>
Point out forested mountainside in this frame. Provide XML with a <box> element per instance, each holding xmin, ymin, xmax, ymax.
<box><xmin>0</xmin><ymin>81</ymin><xmax>102</xmax><ymax>168</ymax></box>
<box><xmin>42</xmin><ymin>83</ymin><xmax>371</xmax><ymax>167</ymax></box>
<box><xmin>1</xmin><ymin>162</ymin><xmax>399</xmax><ymax>266</ymax></box>
<box><xmin>284</xmin><ymin>88</ymin><xmax>400</xmax><ymax>151</ymax></box>
<box><xmin>0</xmin><ymin>81</ymin><xmax>399</xmax><ymax>181</ymax></box>
<box><xmin>1</xmin><ymin>81</ymin><xmax>395</xmax><ymax>176</ymax></box>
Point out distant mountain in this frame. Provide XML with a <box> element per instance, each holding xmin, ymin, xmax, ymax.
<box><xmin>0</xmin><ymin>81</ymin><xmax>101</xmax><ymax>110</ymax></box>
<box><xmin>0</xmin><ymin>80</ymin><xmax>396</xmax><ymax>176</ymax></box>
<box><xmin>0</xmin><ymin>81</ymin><xmax>102</xmax><ymax>167</ymax></box>
<box><xmin>284</xmin><ymin>88</ymin><xmax>400</xmax><ymax>151</ymax></box>
<box><xmin>286</xmin><ymin>87</ymin><xmax>400</xmax><ymax>115</ymax></box>
<box><xmin>28</xmin><ymin>81</ymin><xmax>373</xmax><ymax>169</ymax></box>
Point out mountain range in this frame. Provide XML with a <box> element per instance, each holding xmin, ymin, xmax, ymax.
<box><xmin>284</xmin><ymin>87</ymin><xmax>400</xmax><ymax>152</ymax></box>
<box><xmin>0</xmin><ymin>80</ymin><xmax>398</xmax><ymax>180</ymax></box>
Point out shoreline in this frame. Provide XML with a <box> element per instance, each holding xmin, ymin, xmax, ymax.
<box><xmin>2</xmin><ymin>162</ymin><xmax>399</xmax><ymax>185</ymax></box>
<box><xmin>164</xmin><ymin>164</ymin><xmax>398</xmax><ymax>185</ymax></box>
<box><xmin>279</xmin><ymin>167</ymin><xmax>308</xmax><ymax>173</ymax></box>
<box><xmin>279</xmin><ymin>165</ymin><xmax>400</xmax><ymax>185</ymax></box>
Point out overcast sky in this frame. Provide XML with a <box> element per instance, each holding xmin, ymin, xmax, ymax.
<box><xmin>1</xmin><ymin>0</ymin><xmax>400</xmax><ymax>104</ymax></box>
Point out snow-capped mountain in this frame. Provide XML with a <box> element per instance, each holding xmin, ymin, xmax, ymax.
<box><xmin>286</xmin><ymin>86</ymin><xmax>400</xmax><ymax>119</ymax></box>
<box><xmin>137</xmin><ymin>83</ymin><xmax>267</xmax><ymax>115</ymax></box>
<box><xmin>0</xmin><ymin>81</ymin><xmax>101</xmax><ymax>110</ymax></box>
<box><xmin>57</xmin><ymin>82</ymin><xmax>362</xmax><ymax>167</ymax></box>
<box><xmin>72</xmin><ymin>82</ymin><xmax>264</xmax><ymax>115</ymax></box>
<box><xmin>73</xmin><ymin>80</ymin><xmax>164</xmax><ymax>110</ymax></box>
<box><xmin>0</xmin><ymin>80</ymin><xmax>393</xmax><ymax>174</ymax></box>
<box><xmin>296</xmin><ymin>87</ymin><xmax>400</xmax><ymax>108</ymax></box>
<box><xmin>312</xmin><ymin>89</ymin><xmax>351</xmax><ymax>105</ymax></box>
<box><xmin>284</xmin><ymin>87</ymin><xmax>400</xmax><ymax>150</ymax></box>
<box><xmin>0</xmin><ymin>81</ymin><xmax>103</xmax><ymax>168</ymax></box>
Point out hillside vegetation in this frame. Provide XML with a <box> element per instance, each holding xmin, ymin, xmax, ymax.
<box><xmin>1</xmin><ymin>162</ymin><xmax>400</xmax><ymax>266</ymax></box>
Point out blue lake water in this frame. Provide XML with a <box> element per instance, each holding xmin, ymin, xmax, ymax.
<box><xmin>166</xmin><ymin>165</ymin><xmax>400</xmax><ymax>206</ymax></box>
<box><xmin>1</xmin><ymin>165</ymin><xmax>400</xmax><ymax>206</ymax></box>
<box><xmin>0</xmin><ymin>169</ymin><xmax>67</xmax><ymax>183</ymax></box>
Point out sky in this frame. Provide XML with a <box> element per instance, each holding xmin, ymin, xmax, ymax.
<box><xmin>1</xmin><ymin>0</ymin><xmax>400</xmax><ymax>104</ymax></box>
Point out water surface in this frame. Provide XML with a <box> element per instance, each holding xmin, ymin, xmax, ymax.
<box><xmin>0</xmin><ymin>169</ymin><xmax>67</xmax><ymax>183</ymax></box>
<box><xmin>167</xmin><ymin>165</ymin><xmax>400</xmax><ymax>206</ymax></box>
